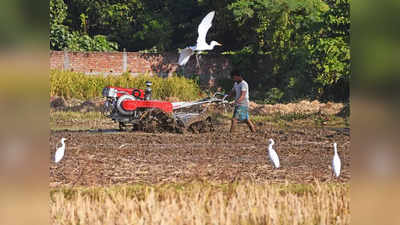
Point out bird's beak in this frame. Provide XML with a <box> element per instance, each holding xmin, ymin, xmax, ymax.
<box><xmin>217</xmin><ymin>43</ymin><xmax>222</xmax><ymax>46</ymax></box>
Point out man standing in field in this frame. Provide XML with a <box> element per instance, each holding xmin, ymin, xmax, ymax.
<box><xmin>226</xmin><ymin>70</ymin><xmax>256</xmax><ymax>133</ymax></box>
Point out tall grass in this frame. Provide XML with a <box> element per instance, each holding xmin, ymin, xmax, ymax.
<box><xmin>50</xmin><ymin>70</ymin><xmax>203</xmax><ymax>101</ymax></box>
<box><xmin>50</xmin><ymin>181</ymin><xmax>350</xmax><ymax>225</ymax></box>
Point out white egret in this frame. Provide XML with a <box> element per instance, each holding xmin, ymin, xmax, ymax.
<box><xmin>178</xmin><ymin>11</ymin><xmax>222</xmax><ymax>66</ymax></box>
<box><xmin>54</xmin><ymin>138</ymin><xmax>67</xmax><ymax>163</ymax></box>
<box><xmin>332</xmin><ymin>142</ymin><xmax>341</xmax><ymax>177</ymax></box>
<box><xmin>268</xmin><ymin>139</ymin><xmax>280</xmax><ymax>168</ymax></box>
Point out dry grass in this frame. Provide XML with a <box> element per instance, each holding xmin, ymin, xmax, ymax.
<box><xmin>49</xmin><ymin>111</ymin><xmax>114</xmax><ymax>131</ymax></box>
<box><xmin>249</xmin><ymin>100</ymin><xmax>345</xmax><ymax>116</ymax></box>
<box><xmin>50</xmin><ymin>181</ymin><xmax>349</xmax><ymax>225</ymax></box>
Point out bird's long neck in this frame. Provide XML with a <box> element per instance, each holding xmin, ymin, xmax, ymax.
<box><xmin>61</xmin><ymin>140</ymin><xmax>65</xmax><ymax>147</ymax></box>
<box><xmin>209</xmin><ymin>41</ymin><xmax>218</xmax><ymax>49</ymax></box>
<box><xmin>334</xmin><ymin>146</ymin><xmax>338</xmax><ymax>155</ymax></box>
<box><xmin>200</xmin><ymin>42</ymin><xmax>216</xmax><ymax>50</ymax></box>
<box><xmin>268</xmin><ymin>143</ymin><xmax>273</xmax><ymax>151</ymax></box>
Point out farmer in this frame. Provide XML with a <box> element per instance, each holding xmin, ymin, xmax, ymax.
<box><xmin>226</xmin><ymin>70</ymin><xmax>256</xmax><ymax>133</ymax></box>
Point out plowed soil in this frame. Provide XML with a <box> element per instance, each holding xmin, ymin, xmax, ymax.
<box><xmin>49</xmin><ymin>123</ymin><xmax>350</xmax><ymax>187</ymax></box>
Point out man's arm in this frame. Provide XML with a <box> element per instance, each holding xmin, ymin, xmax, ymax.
<box><xmin>235</xmin><ymin>90</ymin><xmax>246</xmax><ymax>104</ymax></box>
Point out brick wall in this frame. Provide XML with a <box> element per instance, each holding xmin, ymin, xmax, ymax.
<box><xmin>49</xmin><ymin>51</ymin><xmax>232</xmax><ymax>82</ymax></box>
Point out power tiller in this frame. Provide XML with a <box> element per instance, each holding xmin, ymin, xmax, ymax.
<box><xmin>101</xmin><ymin>81</ymin><xmax>228</xmax><ymax>133</ymax></box>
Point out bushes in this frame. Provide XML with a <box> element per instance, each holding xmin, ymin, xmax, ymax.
<box><xmin>50</xmin><ymin>70</ymin><xmax>203</xmax><ymax>101</ymax></box>
<box><xmin>50</xmin><ymin>0</ymin><xmax>118</xmax><ymax>51</ymax></box>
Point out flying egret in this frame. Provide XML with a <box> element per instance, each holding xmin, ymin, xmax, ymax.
<box><xmin>178</xmin><ymin>11</ymin><xmax>222</xmax><ymax>66</ymax></box>
<box><xmin>332</xmin><ymin>142</ymin><xmax>341</xmax><ymax>177</ymax></box>
<box><xmin>268</xmin><ymin>139</ymin><xmax>280</xmax><ymax>168</ymax></box>
<box><xmin>54</xmin><ymin>138</ymin><xmax>67</xmax><ymax>163</ymax></box>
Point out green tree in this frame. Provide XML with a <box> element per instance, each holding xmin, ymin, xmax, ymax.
<box><xmin>226</xmin><ymin>0</ymin><xmax>349</xmax><ymax>101</ymax></box>
<box><xmin>309</xmin><ymin>0</ymin><xmax>350</xmax><ymax>100</ymax></box>
<box><xmin>50</xmin><ymin>0</ymin><xmax>118</xmax><ymax>51</ymax></box>
<box><xmin>49</xmin><ymin>0</ymin><xmax>70</xmax><ymax>50</ymax></box>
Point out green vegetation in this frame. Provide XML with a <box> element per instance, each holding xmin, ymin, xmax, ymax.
<box><xmin>50</xmin><ymin>70</ymin><xmax>203</xmax><ymax>100</ymax></box>
<box><xmin>50</xmin><ymin>0</ymin><xmax>350</xmax><ymax>102</ymax></box>
<box><xmin>50</xmin><ymin>0</ymin><xmax>118</xmax><ymax>51</ymax></box>
<box><xmin>224</xmin><ymin>0</ymin><xmax>350</xmax><ymax>102</ymax></box>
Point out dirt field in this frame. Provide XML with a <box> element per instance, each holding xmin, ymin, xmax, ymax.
<box><xmin>49</xmin><ymin>119</ymin><xmax>350</xmax><ymax>187</ymax></box>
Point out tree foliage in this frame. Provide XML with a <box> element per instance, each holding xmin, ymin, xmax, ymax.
<box><xmin>225</xmin><ymin>0</ymin><xmax>350</xmax><ymax>101</ymax></box>
<box><xmin>50</xmin><ymin>0</ymin><xmax>118</xmax><ymax>51</ymax></box>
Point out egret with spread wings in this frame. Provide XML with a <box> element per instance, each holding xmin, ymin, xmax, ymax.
<box><xmin>178</xmin><ymin>11</ymin><xmax>222</xmax><ymax>66</ymax></box>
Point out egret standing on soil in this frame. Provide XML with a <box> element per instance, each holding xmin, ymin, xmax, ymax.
<box><xmin>178</xmin><ymin>11</ymin><xmax>222</xmax><ymax>67</ymax></box>
<box><xmin>332</xmin><ymin>142</ymin><xmax>341</xmax><ymax>177</ymax></box>
<box><xmin>268</xmin><ymin>139</ymin><xmax>280</xmax><ymax>168</ymax></box>
<box><xmin>54</xmin><ymin>138</ymin><xmax>67</xmax><ymax>163</ymax></box>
